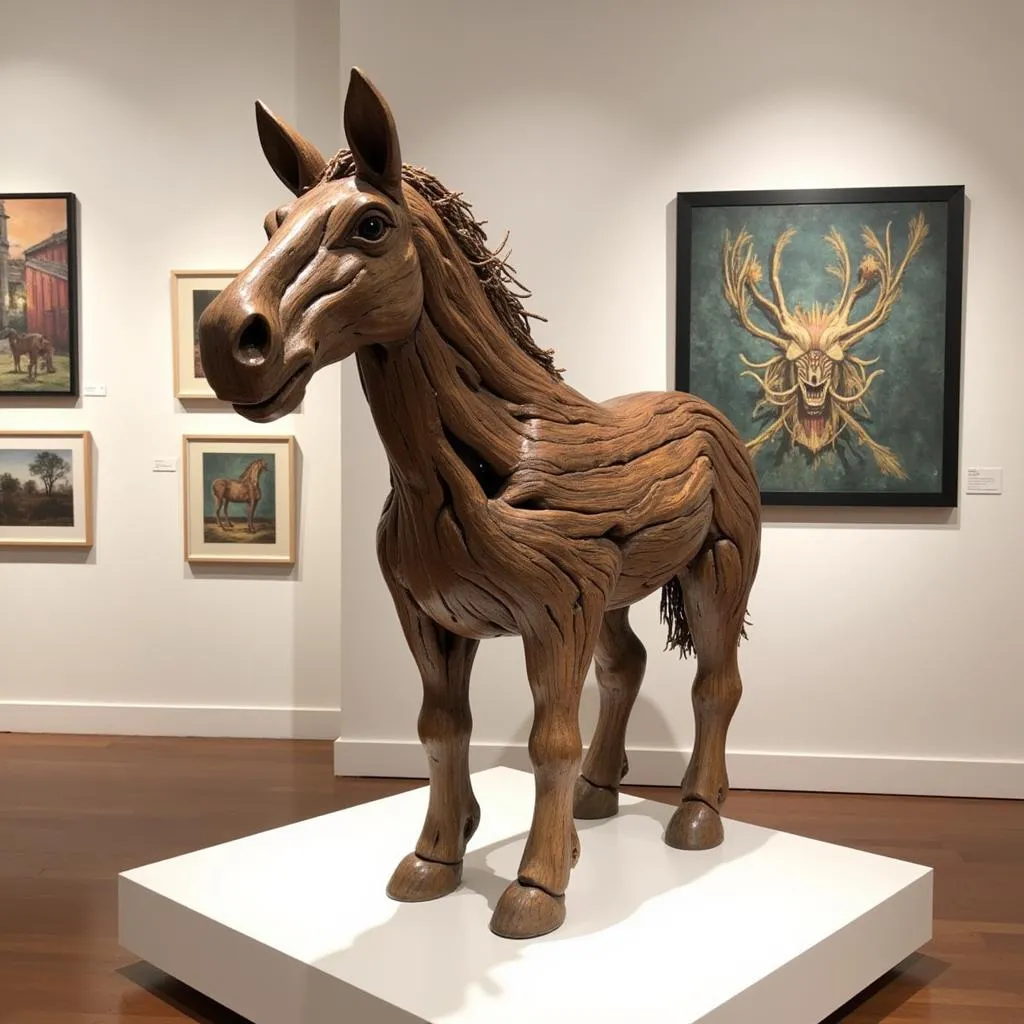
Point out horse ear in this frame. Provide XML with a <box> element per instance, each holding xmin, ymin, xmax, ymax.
<box><xmin>254</xmin><ymin>101</ymin><xmax>327</xmax><ymax>197</ymax></box>
<box><xmin>343</xmin><ymin>68</ymin><xmax>403</xmax><ymax>202</ymax></box>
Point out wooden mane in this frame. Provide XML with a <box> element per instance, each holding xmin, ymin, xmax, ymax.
<box><xmin>320</xmin><ymin>150</ymin><xmax>563</xmax><ymax>382</ymax></box>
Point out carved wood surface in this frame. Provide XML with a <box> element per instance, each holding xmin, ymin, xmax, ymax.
<box><xmin>198</xmin><ymin>68</ymin><xmax>762</xmax><ymax>939</ymax></box>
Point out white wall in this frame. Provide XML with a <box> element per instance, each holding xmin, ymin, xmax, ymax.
<box><xmin>1</xmin><ymin>0</ymin><xmax>344</xmax><ymax>738</ymax></box>
<box><xmin>335</xmin><ymin>0</ymin><xmax>1024</xmax><ymax>796</ymax></box>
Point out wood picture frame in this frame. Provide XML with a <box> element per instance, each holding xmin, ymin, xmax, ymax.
<box><xmin>182</xmin><ymin>435</ymin><xmax>296</xmax><ymax>564</ymax></box>
<box><xmin>0</xmin><ymin>430</ymin><xmax>93</xmax><ymax>547</ymax></box>
<box><xmin>171</xmin><ymin>270</ymin><xmax>239</xmax><ymax>399</ymax></box>
<box><xmin>674</xmin><ymin>185</ymin><xmax>965</xmax><ymax>507</ymax></box>
<box><xmin>0</xmin><ymin>193</ymin><xmax>80</xmax><ymax>397</ymax></box>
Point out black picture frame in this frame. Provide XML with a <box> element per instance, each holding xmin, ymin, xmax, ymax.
<box><xmin>674</xmin><ymin>185</ymin><xmax>964</xmax><ymax>507</ymax></box>
<box><xmin>0</xmin><ymin>192</ymin><xmax>80</xmax><ymax>398</ymax></box>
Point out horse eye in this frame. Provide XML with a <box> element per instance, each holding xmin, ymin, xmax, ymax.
<box><xmin>264</xmin><ymin>206</ymin><xmax>289</xmax><ymax>239</ymax></box>
<box><xmin>356</xmin><ymin>213</ymin><xmax>389</xmax><ymax>242</ymax></box>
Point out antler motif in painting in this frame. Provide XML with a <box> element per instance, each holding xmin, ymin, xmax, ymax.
<box><xmin>722</xmin><ymin>213</ymin><xmax>929</xmax><ymax>478</ymax></box>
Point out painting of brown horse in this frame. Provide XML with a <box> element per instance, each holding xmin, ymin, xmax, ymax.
<box><xmin>1</xmin><ymin>328</ymin><xmax>55</xmax><ymax>381</ymax></box>
<box><xmin>198</xmin><ymin>70</ymin><xmax>761</xmax><ymax>939</ymax></box>
<box><xmin>210</xmin><ymin>457</ymin><xmax>267</xmax><ymax>533</ymax></box>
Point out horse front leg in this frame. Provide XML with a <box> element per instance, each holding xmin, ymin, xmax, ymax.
<box><xmin>490</xmin><ymin>584</ymin><xmax>605</xmax><ymax>939</ymax></box>
<box><xmin>247</xmin><ymin>497</ymin><xmax>256</xmax><ymax>532</ymax></box>
<box><xmin>384</xmin><ymin>578</ymin><xmax>481</xmax><ymax>903</ymax></box>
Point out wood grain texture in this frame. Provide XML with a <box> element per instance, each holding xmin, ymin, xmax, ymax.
<box><xmin>1</xmin><ymin>735</ymin><xmax>1022</xmax><ymax>1022</ymax></box>
<box><xmin>197</xmin><ymin>68</ymin><xmax>762</xmax><ymax>938</ymax></box>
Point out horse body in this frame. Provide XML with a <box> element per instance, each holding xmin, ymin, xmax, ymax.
<box><xmin>197</xmin><ymin>70</ymin><xmax>761</xmax><ymax>940</ymax></box>
<box><xmin>211</xmin><ymin>458</ymin><xmax>266</xmax><ymax>532</ymax></box>
<box><xmin>366</xmin><ymin>322</ymin><xmax>755</xmax><ymax>639</ymax></box>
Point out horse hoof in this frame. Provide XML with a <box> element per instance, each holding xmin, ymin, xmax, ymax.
<box><xmin>386</xmin><ymin>853</ymin><xmax>462</xmax><ymax>902</ymax></box>
<box><xmin>665</xmin><ymin>799</ymin><xmax>724</xmax><ymax>850</ymax></box>
<box><xmin>573</xmin><ymin>775</ymin><xmax>619</xmax><ymax>819</ymax></box>
<box><xmin>490</xmin><ymin>881</ymin><xmax>565</xmax><ymax>939</ymax></box>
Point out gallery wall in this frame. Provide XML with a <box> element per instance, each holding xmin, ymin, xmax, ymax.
<box><xmin>335</xmin><ymin>0</ymin><xmax>1024</xmax><ymax>795</ymax></box>
<box><xmin>1</xmin><ymin>0</ymin><xmax>345</xmax><ymax>738</ymax></box>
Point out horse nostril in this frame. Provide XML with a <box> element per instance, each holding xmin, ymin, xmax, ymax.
<box><xmin>236</xmin><ymin>314</ymin><xmax>271</xmax><ymax>367</ymax></box>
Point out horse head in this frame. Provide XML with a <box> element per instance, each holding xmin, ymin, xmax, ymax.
<box><xmin>197</xmin><ymin>69</ymin><xmax>423</xmax><ymax>423</ymax></box>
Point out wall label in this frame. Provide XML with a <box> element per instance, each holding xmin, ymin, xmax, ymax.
<box><xmin>83</xmin><ymin>383</ymin><xmax>107</xmax><ymax>397</ymax></box>
<box><xmin>152</xmin><ymin>458</ymin><xmax>179</xmax><ymax>473</ymax></box>
<box><xmin>966</xmin><ymin>467</ymin><xmax>1002</xmax><ymax>495</ymax></box>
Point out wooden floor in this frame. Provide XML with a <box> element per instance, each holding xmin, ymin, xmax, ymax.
<box><xmin>1</xmin><ymin>735</ymin><xmax>1021</xmax><ymax>1023</ymax></box>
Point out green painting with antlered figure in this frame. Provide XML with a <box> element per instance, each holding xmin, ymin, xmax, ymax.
<box><xmin>0</xmin><ymin>449</ymin><xmax>74</xmax><ymax>525</ymax></box>
<box><xmin>202</xmin><ymin>451</ymin><xmax>276</xmax><ymax>544</ymax></box>
<box><xmin>687</xmin><ymin>200</ymin><xmax>949</xmax><ymax>495</ymax></box>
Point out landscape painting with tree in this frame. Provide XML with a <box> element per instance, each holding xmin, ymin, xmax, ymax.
<box><xmin>182</xmin><ymin>435</ymin><xmax>295</xmax><ymax>564</ymax></box>
<box><xmin>0</xmin><ymin>432</ymin><xmax>92</xmax><ymax>547</ymax></box>
<box><xmin>676</xmin><ymin>186</ymin><xmax>964</xmax><ymax>506</ymax></box>
<box><xmin>0</xmin><ymin>449</ymin><xmax>73</xmax><ymax>525</ymax></box>
<box><xmin>0</xmin><ymin>193</ymin><xmax>79</xmax><ymax>396</ymax></box>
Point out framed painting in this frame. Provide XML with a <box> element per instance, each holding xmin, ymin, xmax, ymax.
<box><xmin>0</xmin><ymin>431</ymin><xmax>92</xmax><ymax>547</ymax></box>
<box><xmin>675</xmin><ymin>186</ymin><xmax>965</xmax><ymax>507</ymax></box>
<box><xmin>171</xmin><ymin>270</ymin><xmax>239</xmax><ymax>399</ymax></box>
<box><xmin>182</xmin><ymin>435</ymin><xmax>296</xmax><ymax>564</ymax></box>
<box><xmin>0</xmin><ymin>193</ymin><xmax>79</xmax><ymax>397</ymax></box>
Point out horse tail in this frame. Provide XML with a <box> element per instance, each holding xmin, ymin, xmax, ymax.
<box><xmin>659</xmin><ymin>401</ymin><xmax>761</xmax><ymax>658</ymax></box>
<box><xmin>659</xmin><ymin>576</ymin><xmax>693</xmax><ymax>657</ymax></box>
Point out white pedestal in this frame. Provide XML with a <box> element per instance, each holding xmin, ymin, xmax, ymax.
<box><xmin>118</xmin><ymin>767</ymin><xmax>932</xmax><ymax>1024</ymax></box>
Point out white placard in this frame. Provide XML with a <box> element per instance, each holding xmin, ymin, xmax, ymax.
<box><xmin>83</xmin><ymin>383</ymin><xmax>107</xmax><ymax>397</ymax></box>
<box><xmin>152</xmin><ymin>458</ymin><xmax>178</xmax><ymax>473</ymax></box>
<box><xmin>966</xmin><ymin>467</ymin><xmax>1002</xmax><ymax>494</ymax></box>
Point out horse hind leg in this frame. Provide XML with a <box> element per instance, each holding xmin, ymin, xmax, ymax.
<box><xmin>665</xmin><ymin>535</ymin><xmax>751</xmax><ymax>851</ymax></box>
<box><xmin>573</xmin><ymin>606</ymin><xmax>646</xmax><ymax>819</ymax></box>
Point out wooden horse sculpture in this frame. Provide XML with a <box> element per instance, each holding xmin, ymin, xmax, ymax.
<box><xmin>198</xmin><ymin>70</ymin><xmax>761</xmax><ymax>939</ymax></box>
<box><xmin>211</xmin><ymin>457</ymin><xmax>267</xmax><ymax>532</ymax></box>
<box><xmin>1</xmin><ymin>327</ymin><xmax>55</xmax><ymax>380</ymax></box>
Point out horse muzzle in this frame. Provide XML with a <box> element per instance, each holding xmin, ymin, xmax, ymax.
<box><xmin>232</xmin><ymin>357</ymin><xmax>316</xmax><ymax>423</ymax></box>
<box><xmin>197</xmin><ymin>282</ymin><xmax>315</xmax><ymax>421</ymax></box>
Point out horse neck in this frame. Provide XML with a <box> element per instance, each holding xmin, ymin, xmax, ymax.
<box><xmin>355</xmin><ymin>196</ymin><xmax>597</xmax><ymax>502</ymax></box>
<box><xmin>355</xmin><ymin>313</ymin><xmax>586</xmax><ymax>503</ymax></box>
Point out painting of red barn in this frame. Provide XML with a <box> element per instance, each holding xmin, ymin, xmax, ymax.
<box><xmin>0</xmin><ymin>193</ymin><xmax>79</xmax><ymax>396</ymax></box>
